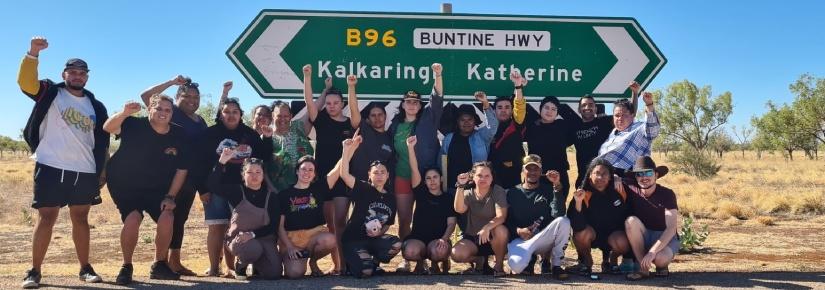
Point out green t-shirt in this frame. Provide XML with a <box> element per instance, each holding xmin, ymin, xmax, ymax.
<box><xmin>269</xmin><ymin>121</ymin><xmax>315</xmax><ymax>191</ymax></box>
<box><xmin>394</xmin><ymin>122</ymin><xmax>414</xmax><ymax>178</ymax></box>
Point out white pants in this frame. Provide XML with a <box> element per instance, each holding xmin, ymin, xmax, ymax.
<box><xmin>507</xmin><ymin>216</ymin><xmax>571</xmax><ymax>274</ymax></box>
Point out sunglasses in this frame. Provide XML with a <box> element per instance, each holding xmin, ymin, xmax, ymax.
<box><xmin>246</xmin><ymin>158</ymin><xmax>264</xmax><ymax>165</ymax></box>
<box><xmin>183</xmin><ymin>82</ymin><xmax>199</xmax><ymax>88</ymax></box>
<box><xmin>635</xmin><ymin>170</ymin><xmax>655</xmax><ymax>177</ymax></box>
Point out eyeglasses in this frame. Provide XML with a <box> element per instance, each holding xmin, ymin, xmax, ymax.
<box><xmin>635</xmin><ymin>170</ymin><xmax>655</xmax><ymax>177</ymax></box>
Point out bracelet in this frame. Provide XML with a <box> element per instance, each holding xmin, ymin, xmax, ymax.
<box><xmin>164</xmin><ymin>195</ymin><xmax>176</xmax><ymax>200</ymax></box>
<box><xmin>434</xmin><ymin>74</ymin><xmax>442</xmax><ymax>77</ymax></box>
<box><xmin>645</xmin><ymin>102</ymin><xmax>654</xmax><ymax>106</ymax></box>
<box><xmin>514</xmin><ymin>85</ymin><xmax>524</xmax><ymax>89</ymax></box>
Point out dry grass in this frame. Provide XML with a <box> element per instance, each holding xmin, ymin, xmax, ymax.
<box><xmin>1</xmin><ymin>151</ymin><xmax>824</xmax><ymax>278</ymax></box>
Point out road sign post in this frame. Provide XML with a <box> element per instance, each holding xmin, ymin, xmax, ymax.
<box><xmin>228</xmin><ymin>10</ymin><xmax>666</xmax><ymax>102</ymax></box>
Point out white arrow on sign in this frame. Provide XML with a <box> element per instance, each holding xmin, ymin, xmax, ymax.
<box><xmin>592</xmin><ymin>26</ymin><xmax>649</xmax><ymax>94</ymax></box>
<box><xmin>246</xmin><ymin>19</ymin><xmax>306</xmax><ymax>90</ymax></box>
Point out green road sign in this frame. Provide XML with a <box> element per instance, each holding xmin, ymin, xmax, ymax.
<box><xmin>227</xmin><ymin>9</ymin><xmax>666</xmax><ymax>101</ymax></box>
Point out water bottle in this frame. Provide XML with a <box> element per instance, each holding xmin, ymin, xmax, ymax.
<box><xmin>531</xmin><ymin>216</ymin><xmax>545</xmax><ymax>234</ymax></box>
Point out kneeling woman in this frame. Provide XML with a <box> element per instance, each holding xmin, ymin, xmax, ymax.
<box><xmin>567</xmin><ymin>158</ymin><xmax>631</xmax><ymax>275</ymax></box>
<box><xmin>208</xmin><ymin>148</ymin><xmax>281</xmax><ymax>280</ymax></box>
<box><xmin>339</xmin><ymin>130</ymin><xmax>402</xmax><ymax>278</ymax></box>
<box><xmin>278</xmin><ymin>156</ymin><xmax>338</xmax><ymax>278</ymax></box>
<box><xmin>452</xmin><ymin>161</ymin><xmax>509</xmax><ymax>277</ymax></box>
<box><xmin>104</xmin><ymin>96</ymin><xmax>188</xmax><ymax>284</ymax></box>
<box><xmin>402</xmin><ymin>136</ymin><xmax>457</xmax><ymax>274</ymax></box>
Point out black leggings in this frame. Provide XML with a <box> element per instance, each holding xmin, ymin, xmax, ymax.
<box><xmin>343</xmin><ymin>235</ymin><xmax>401</xmax><ymax>278</ymax></box>
<box><xmin>169</xmin><ymin>182</ymin><xmax>197</xmax><ymax>250</ymax></box>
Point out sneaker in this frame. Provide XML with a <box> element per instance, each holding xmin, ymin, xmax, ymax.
<box><xmin>234</xmin><ymin>264</ymin><xmax>247</xmax><ymax>281</ymax></box>
<box><xmin>22</xmin><ymin>268</ymin><xmax>41</xmax><ymax>289</ymax></box>
<box><xmin>618</xmin><ymin>258</ymin><xmax>638</xmax><ymax>274</ymax></box>
<box><xmin>552</xmin><ymin>266</ymin><xmax>569</xmax><ymax>280</ymax></box>
<box><xmin>149</xmin><ymin>261</ymin><xmax>181</xmax><ymax>280</ymax></box>
<box><xmin>115</xmin><ymin>264</ymin><xmax>133</xmax><ymax>285</ymax></box>
<box><xmin>79</xmin><ymin>264</ymin><xmax>102</xmax><ymax>283</ymax></box>
<box><xmin>540</xmin><ymin>259</ymin><xmax>552</xmax><ymax>275</ymax></box>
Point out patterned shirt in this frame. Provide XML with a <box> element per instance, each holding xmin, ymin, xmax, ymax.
<box><xmin>269</xmin><ymin>121</ymin><xmax>314</xmax><ymax>191</ymax></box>
<box><xmin>597</xmin><ymin>110</ymin><xmax>660</xmax><ymax>171</ymax></box>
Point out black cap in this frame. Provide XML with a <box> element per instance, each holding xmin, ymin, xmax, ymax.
<box><xmin>64</xmin><ymin>58</ymin><xmax>89</xmax><ymax>72</ymax></box>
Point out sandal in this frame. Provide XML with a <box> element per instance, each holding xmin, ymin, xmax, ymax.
<box><xmin>310</xmin><ymin>269</ymin><xmax>326</xmax><ymax>277</ymax></box>
<box><xmin>626</xmin><ymin>271</ymin><xmax>651</xmax><ymax>281</ymax></box>
<box><xmin>655</xmin><ymin>267</ymin><xmax>669</xmax><ymax>277</ymax></box>
<box><xmin>203</xmin><ymin>268</ymin><xmax>222</xmax><ymax>277</ymax></box>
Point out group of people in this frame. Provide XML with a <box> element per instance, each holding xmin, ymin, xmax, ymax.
<box><xmin>18</xmin><ymin>36</ymin><xmax>679</xmax><ymax>289</ymax></box>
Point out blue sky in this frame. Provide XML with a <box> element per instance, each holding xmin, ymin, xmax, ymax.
<box><xmin>2</xmin><ymin>0</ymin><xmax>824</xmax><ymax>138</ymax></box>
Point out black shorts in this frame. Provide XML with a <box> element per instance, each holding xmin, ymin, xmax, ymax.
<box><xmin>108</xmin><ymin>185</ymin><xmax>166</xmax><ymax>223</ymax></box>
<box><xmin>460</xmin><ymin>234</ymin><xmax>494</xmax><ymax>256</ymax></box>
<box><xmin>403</xmin><ymin>236</ymin><xmax>452</xmax><ymax>258</ymax></box>
<box><xmin>32</xmin><ymin>163</ymin><xmax>101</xmax><ymax>209</ymax></box>
<box><xmin>342</xmin><ymin>235</ymin><xmax>400</xmax><ymax>278</ymax></box>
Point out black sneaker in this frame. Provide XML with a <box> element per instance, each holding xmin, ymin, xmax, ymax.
<box><xmin>552</xmin><ymin>266</ymin><xmax>569</xmax><ymax>281</ymax></box>
<box><xmin>234</xmin><ymin>264</ymin><xmax>247</xmax><ymax>281</ymax></box>
<box><xmin>540</xmin><ymin>259</ymin><xmax>553</xmax><ymax>275</ymax></box>
<box><xmin>79</xmin><ymin>264</ymin><xmax>102</xmax><ymax>283</ymax></box>
<box><xmin>116</xmin><ymin>264</ymin><xmax>133</xmax><ymax>285</ymax></box>
<box><xmin>22</xmin><ymin>268</ymin><xmax>41</xmax><ymax>289</ymax></box>
<box><xmin>149</xmin><ymin>261</ymin><xmax>180</xmax><ymax>280</ymax></box>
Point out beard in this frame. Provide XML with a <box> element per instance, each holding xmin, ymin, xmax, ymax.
<box><xmin>67</xmin><ymin>82</ymin><xmax>85</xmax><ymax>91</ymax></box>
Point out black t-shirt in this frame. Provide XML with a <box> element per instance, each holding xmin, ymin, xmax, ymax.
<box><xmin>526</xmin><ymin>119</ymin><xmax>574</xmax><ymax>171</ymax></box>
<box><xmin>490</xmin><ymin>120</ymin><xmax>526</xmax><ymax>189</ymax></box>
<box><xmin>312</xmin><ymin>109</ymin><xmax>354</xmax><ymax>174</ymax></box>
<box><xmin>107</xmin><ymin>117</ymin><xmax>188</xmax><ymax>192</ymax></box>
<box><xmin>409</xmin><ymin>184</ymin><xmax>458</xmax><ymax>242</ymax></box>
<box><xmin>351</xmin><ymin>120</ymin><xmax>394</xmax><ymax>181</ymax></box>
<box><xmin>343</xmin><ymin>180</ymin><xmax>397</xmax><ymax>241</ymax></box>
<box><xmin>573</xmin><ymin>116</ymin><xmax>614</xmax><ymax>175</ymax></box>
<box><xmin>278</xmin><ymin>183</ymin><xmax>328</xmax><ymax>231</ymax></box>
<box><xmin>447</xmin><ymin>133</ymin><xmax>473</xmax><ymax>187</ymax></box>
<box><xmin>567</xmin><ymin>186</ymin><xmax>629</xmax><ymax>235</ymax></box>
<box><xmin>194</xmin><ymin>123</ymin><xmax>272</xmax><ymax>187</ymax></box>
<box><xmin>627</xmin><ymin>184</ymin><xmax>678</xmax><ymax>231</ymax></box>
<box><xmin>505</xmin><ymin>184</ymin><xmax>565</xmax><ymax>238</ymax></box>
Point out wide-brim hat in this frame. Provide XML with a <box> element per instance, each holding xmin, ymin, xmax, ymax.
<box><xmin>625</xmin><ymin>156</ymin><xmax>669</xmax><ymax>179</ymax></box>
<box><xmin>455</xmin><ymin>104</ymin><xmax>482</xmax><ymax>126</ymax></box>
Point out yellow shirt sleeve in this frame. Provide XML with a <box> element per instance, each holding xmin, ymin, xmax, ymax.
<box><xmin>513</xmin><ymin>97</ymin><xmax>526</xmax><ymax>125</ymax></box>
<box><xmin>18</xmin><ymin>55</ymin><xmax>40</xmax><ymax>96</ymax></box>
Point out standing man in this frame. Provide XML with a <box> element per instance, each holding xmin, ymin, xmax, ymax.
<box><xmin>597</xmin><ymin>91</ymin><xmax>659</xmax><ymax>176</ymax></box>
<box><xmin>18</xmin><ymin>36</ymin><xmax>110</xmax><ymax>288</ymax></box>
<box><xmin>560</xmin><ymin>82</ymin><xmax>639</xmax><ymax>188</ymax></box>
<box><xmin>139</xmin><ymin>76</ymin><xmax>230</xmax><ymax>276</ymax></box>
<box><xmin>488</xmin><ymin>74</ymin><xmax>531</xmax><ymax>189</ymax></box>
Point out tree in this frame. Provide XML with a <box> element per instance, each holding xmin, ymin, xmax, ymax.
<box><xmin>652</xmin><ymin>133</ymin><xmax>681</xmax><ymax>156</ymax></box>
<box><xmin>656</xmin><ymin>80</ymin><xmax>733</xmax><ymax>152</ymax></box>
<box><xmin>708</xmin><ymin>130</ymin><xmax>735</xmax><ymax>158</ymax></box>
<box><xmin>731</xmin><ymin>125</ymin><xmax>753</xmax><ymax>158</ymax></box>
<box><xmin>752</xmin><ymin>103</ymin><xmax>813</xmax><ymax>161</ymax></box>
<box><xmin>789</xmin><ymin>74</ymin><xmax>825</xmax><ymax>145</ymax></box>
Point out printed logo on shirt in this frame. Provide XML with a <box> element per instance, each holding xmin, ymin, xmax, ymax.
<box><xmin>61</xmin><ymin>107</ymin><xmax>95</xmax><ymax>133</ymax></box>
<box><xmin>216</xmin><ymin>139</ymin><xmax>253</xmax><ymax>163</ymax></box>
<box><xmin>164</xmin><ymin>147</ymin><xmax>178</xmax><ymax>156</ymax></box>
<box><xmin>613</xmin><ymin>199</ymin><xmax>623</xmax><ymax>207</ymax></box>
<box><xmin>289</xmin><ymin>194</ymin><xmax>319</xmax><ymax>212</ymax></box>
<box><xmin>381</xmin><ymin>144</ymin><xmax>392</xmax><ymax>153</ymax></box>
<box><xmin>576</xmin><ymin>126</ymin><xmax>599</xmax><ymax>140</ymax></box>
<box><xmin>367</xmin><ymin>202</ymin><xmax>392</xmax><ymax>225</ymax></box>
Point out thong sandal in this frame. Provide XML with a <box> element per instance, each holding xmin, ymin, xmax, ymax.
<box><xmin>626</xmin><ymin>271</ymin><xmax>651</xmax><ymax>281</ymax></box>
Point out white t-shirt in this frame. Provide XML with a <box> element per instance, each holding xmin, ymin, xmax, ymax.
<box><xmin>32</xmin><ymin>88</ymin><xmax>97</xmax><ymax>173</ymax></box>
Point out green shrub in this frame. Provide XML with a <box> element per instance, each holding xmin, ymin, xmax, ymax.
<box><xmin>679</xmin><ymin>214</ymin><xmax>709</xmax><ymax>253</ymax></box>
<box><xmin>669</xmin><ymin>148</ymin><xmax>721</xmax><ymax>178</ymax></box>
